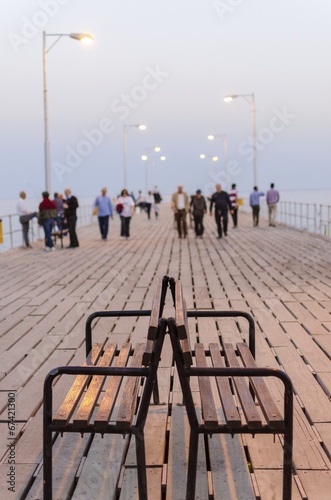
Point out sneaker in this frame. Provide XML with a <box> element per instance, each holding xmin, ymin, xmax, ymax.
<box><xmin>50</xmin><ymin>247</ymin><xmax>56</xmax><ymax>251</ymax></box>
<box><xmin>44</xmin><ymin>247</ymin><xmax>51</xmax><ymax>252</ymax></box>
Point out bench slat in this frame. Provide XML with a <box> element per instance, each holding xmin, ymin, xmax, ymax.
<box><xmin>237</xmin><ymin>342</ymin><xmax>284</xmax><ymax>429</ymax></box>
<box><xmin>116</xmin><ymin>343</ymin><xmax>146</xmax><ymax>429</ymax></box>
<box><xmin>94</xmin><ymin>343</ymin><xmax>131</xmax><ymax>429</ymax></box>
<box><xmin>195</xmin><ymin>344</ymin><xmax>218</xmax><ymax>428</ymax></box>
<box><xmin>209</xmin><ymin>343</ymin><xmax>241</xmax><ymax>428</ymax></box>
<box><xmin>223</xmin><ymin>343</ymin><xmax>262</xmax><ymax>429</ymax></box>
<box><xmin>73</xmin><ymin>344</ymin><xmax>117</xmax><ymax>426</ymax></box>
<box><xmin>148</xmin><ymin>278</ymin><xmax>163</xmax><ymax>340</ymax></box>
<box><xmin>53</xmin><ymin>344</ymin><xmax>103</xmax><ymax>426</ymax></box>
<box><xmin>175</xmin><ymin>282</ymin><xmax>193</xmax><ymax>365</ymax></box>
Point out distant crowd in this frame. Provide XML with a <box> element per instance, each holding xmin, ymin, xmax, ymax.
<box><xmin>16</xmin><ymin>183</ymin><xmax>279</xmax><ymax>250</ymax></box>
<box><xmin>171</xmin><ymin>183</ymin><xmax>280</xmax><ymax>239</ymax></box>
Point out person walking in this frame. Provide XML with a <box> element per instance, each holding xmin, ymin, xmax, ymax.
<box><xmin>63</xmin><ymin>188</ymin><xmax>79</xmax><ymax>248</ymax></box>
<box><xmin>228</xmin><ymin>183</ymin><xmax>239</xmax><ymax>228</ymax></box>
<box><xmin>266</xmin><ymin>183</ymin><xmax>280</xmax><ymax>227</ymax></box>
<box><xmin>209</xmin><ymin>184</ymin><xmax>233</xmax><ymax>238</ymax></box>
<box><xmin>16</xmin><ymin>191</ymin><xmax>38</xmax><ymax>248</ymax></box>
<box><xmin>145</xmin><ymin>191</ymin><xmax>154</xmax><ymax>220</ymax></box>
<box><xmin>116</xmin><ymin>189</ymin><xmax>135</xmax><ymax>239</ymax></box>
<box><xmin>249</xmin><ymin>186</ymin><xmax>265</xmax><ymax>227</ymax></box>
<box><xmin>38</xmin><ymin>191</ymin><xmax>57</xmax><ymax>252</ymax></box>
<box><xmin>153</xmin><ymin>186</ymin><xmax>162</xmax><ymax>219</ymax></box>
<box><xmin>190</xmin><ymin>189</ymin><xmax>207</xmax><ymax>238</ymax></box>
<box><xmin>93</xmin><ymin>187</ymin><xmax>113</xmax><ymax>240</ymax></box>
<box><xmin>53</xmin><ymin>192</ymin><xmax>64</xmax><ymax>231</ymax></box>
<box><xmin>171</xmin><ymin>185</ymin><xmax>190</xmax><ymax>239</ymax></box>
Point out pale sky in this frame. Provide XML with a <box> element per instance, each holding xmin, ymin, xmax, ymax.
<box><xmin>1</xmin><ymin>0</ymin><xmax>331</xmax><ymax>200</ymax></box>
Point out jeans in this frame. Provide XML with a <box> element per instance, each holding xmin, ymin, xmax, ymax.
<box><xmin>252</xmin><ymin>205</ymin><xmax>260</xmax><ymax>226</ymax></box>
<box><xmin>42</xmin><ymin>218</ymin><xmax>54</xmax><ymax>248</ymax></box>
<box><xmin>193</xmin><ymin>215</ymin><xmax>204</xmax><ymax>236</ymax></box>
<box><xmin>120</xmin><ymin>216</ymin><xmax>131</xmax><ymax>237</ymax></box>
<box><xmin>215</xmin><ymin>209</ymin><xmax>228</xmax><ymax>237</ymax></box>
<box><xmin>231</xmin><ymin>207</ymin><xmax>238</xmax><ymax>227</ymax></box>
<box><xmin>98</xmin><ymin>216</ymin><xmax>109</xmax><ymax>239</ymax></box>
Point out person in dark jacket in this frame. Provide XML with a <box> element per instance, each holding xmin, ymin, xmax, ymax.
<box><xmin>190</xmin><ymin>189</ymin><xmax>207</xmax><ymax>238</ymax></box>
<box><xmin>64</xmin><ymin>188</ymin><xmax>79</xmax><ymax>248</ymax></box>
<box><xmin>38</xmin><ymin>191</ymin><xmax>57</xmax><ymax>251</ymax></box>
<box><xmin>209</xmin><ymin>184</ymin><xmax>233</xmax><ymax>238</ymax></box>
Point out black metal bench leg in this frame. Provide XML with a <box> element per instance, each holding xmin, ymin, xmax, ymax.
<box><xmin>152</xmin><ymin>373</ymin><xmax>160</xmax><ymax>405</ymax></box>
<box><xmin>186</xmin><ymin>430</ymin><xmax>199</xmax><ymax>500</ymax></box>
<box><xmin>43</xmin><ymin>374</ymin><xmax>54</xmax><ymax>500</ymax></box>
<box><xmin>136</xmin><ymin>429</ymin><xmax>148</xmax><ymax>500</ymax></box>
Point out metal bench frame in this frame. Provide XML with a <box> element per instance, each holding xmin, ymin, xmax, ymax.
<box><xmin>167</xmin><ymin>279</ymin><xmax>294</xmax><ymax>500</ymax></box>
<box><xmin>43</xmin><ymin>276</ymin><xmax>169</xmax><ymax>500</ymax></box>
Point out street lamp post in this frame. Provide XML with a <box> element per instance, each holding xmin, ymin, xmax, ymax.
<box><xmin>200</xmin><ymin>154</ymin><xmax>218</xmax><ymax>177</ymax></box>
<box><xmin>43</xmin><ymin>31</ymin><xmax>94</xmax><ymax>193</ymax></box>
<box><xmin>141</xmin><ymin>149</ymin><xmax>165</xmax><ymax>193</ymax></box>
<box><xmin>123</xmin><ymin>124</ymin><xmax>146</xmax><ymax>189</ymax></box>
<box><xmin>208</xmin><ymin>134</ymin><xmax>229</xmax><ymax>189</ymax></box>
<box><xmin>224</xmin><ymin>93</ymin><xmax>257</xmax><ymax>186</ymax></box>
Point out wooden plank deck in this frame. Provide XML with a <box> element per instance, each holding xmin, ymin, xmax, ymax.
<box><xmin>0</xmin><ymin>206</ymin><xmax>330</xmax><ymax>499</ymax></box>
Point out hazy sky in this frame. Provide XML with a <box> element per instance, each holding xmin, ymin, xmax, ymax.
<box><xmin>1</xmin><ymin>0</ymin><xmax>331</xmax><ymax>200</ymax></box>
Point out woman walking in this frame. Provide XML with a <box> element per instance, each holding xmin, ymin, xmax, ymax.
<box><xmin>116</xmin><ymin>189</ymin><xmax>135</xmax><ymax>239</ymax></box>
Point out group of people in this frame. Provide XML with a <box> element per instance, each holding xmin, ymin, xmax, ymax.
<box><xmin>171</xmin><ymin>182</ymin><xmax>280</xmax><ymax>239</ymax></box>
<box><xmin>171</xmin><ymin>183</ymin><xmax>239</xmax><ymax>239</ymax></box>
<box><xmin>93</xmin><ymin>186</ymin><xmax>162</xmax><ymax>240</ymax></box>
<box><xmin>16</xmin><ymin>189</ymin><xmax>79</xmax><ymax>251</ymax></box>
<box><xmin>249</xmin><ymin>183</ymin><xmax>280</xmax><ymax>227</ymax></box>
<box><xmin>18</xmin><ymin>182</ymin><xmax>279</xmax><ymax>249</ymax></box>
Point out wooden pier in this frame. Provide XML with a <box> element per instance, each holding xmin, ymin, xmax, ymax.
<box><xmin>0</xmin><ymin>206</ymin><xmax>330</xmax><ymax>499</ymax></box>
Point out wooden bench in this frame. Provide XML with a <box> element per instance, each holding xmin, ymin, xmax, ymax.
<box><xmin>167</xmin><ymin>280</ymin><xmax>294</xmax><ymax>500</ymax></box>
<box><xmin>43</xmin><ymin>276</ymin><xmax>169</xmax><ymax>500</ymax></box>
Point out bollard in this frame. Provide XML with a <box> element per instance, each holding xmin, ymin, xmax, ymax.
<box><xmin>0</xmin><ymin>219</ymin><xmax>3</xmax><ymax>244</ymax></box>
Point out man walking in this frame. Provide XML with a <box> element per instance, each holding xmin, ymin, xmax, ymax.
<box><xmin>93</xmin><ymin>187</ymin><xmax>113</xmax><ymax>240</ymax></box>
<box><xmin>16</xmin><ymin>191</ymin><xmax>38</xmax><ymax>248</ymax></box>
<box><xmin>190</xmin><ymin>189</ymin><xmax>207</xmax><ymax>238</ymax></box>
<box><xmin>266</xmin><ymin>183</ymin><xmax>280</xmax><ymax>227</ymax></box>
<box><xmin>209</xmin><ymin>184</ymin><xmax>233</xmax><ymax>238</ymax></box>
<box><xmin>249</xmin><ymin>186</ymin><xmax>265</xmax><ymax>227</ymax></box>
<box><xmin>64</xmin><ymin>188</ymin><xmax>79</xmax><ymax>248</ymax></box>
<box><xmin>228</xmin><ymin>183</ymin><xmax>239</xmax><ymax>228</ymax></box>
<box><xmin>171</xmin><ymin>185</ymin><xmax>190</xmax><ymax>238</ymax></box>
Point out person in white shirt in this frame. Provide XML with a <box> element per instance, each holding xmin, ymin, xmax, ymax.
<box><xmin>16</xmin><ymin>191</ymin><xmax>38</xmax><ymax>248</ymax></box>
<box><xmin>171</xmin><ymin>185</ymin><xmax>190</xmax><ymax>238</ymax></box>
<box><xmin>116</xmin><ymin>189</ymin><xmax>135</xmax><ymax>239</ymax></box>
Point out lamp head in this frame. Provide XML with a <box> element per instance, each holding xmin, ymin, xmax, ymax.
<box><xmin>224</xmin><ymin>95</ymin><xmax>237</xmax><ymax>102</ymax></box>
<box><xmin>200</xmin><ymin>154</ymin><xmax>206</xmax><ymax>159</ymax></box>
<box><xmin>160</xmin><ymin>156</ymin><xmax>166</xmax><ymax>161</ymax></box>
<box><xmin>154</xmin><ymin>146</ymin><xmax>161</xmax><ymax>152</ymax></box>
<box><xmin>69</xmin><ymin>33</ymin><xmax>94</xmax><ymax>44</ymax></box>
<box><xmin>207</xmin><ymin>135</ymin><xmax>215</xmax><ymax>140</ymax></box>
<box><xmin>141</xmin><ymin>155</ymin><xmax>148</xmax><ymax>161</ymax></box>
<box><xmin>138</xmin><ymin>124</ymin><xmax>147</xmax><ymax>130</ymax></box>
<box><xmin>212</xmin><ymin>156</ymin><xmax>218</xmax><ymax>162</ymax></box>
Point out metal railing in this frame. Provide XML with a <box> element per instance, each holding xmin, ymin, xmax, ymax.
<box><xmin>240</xmin><ymin>198</ymin><xmax>331</xmax><ymax>238</ymax></box>
<box><xmin>0</xmin><ymin>204</ymin><xmax>94</xmax><ymax>252</ymax></box>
